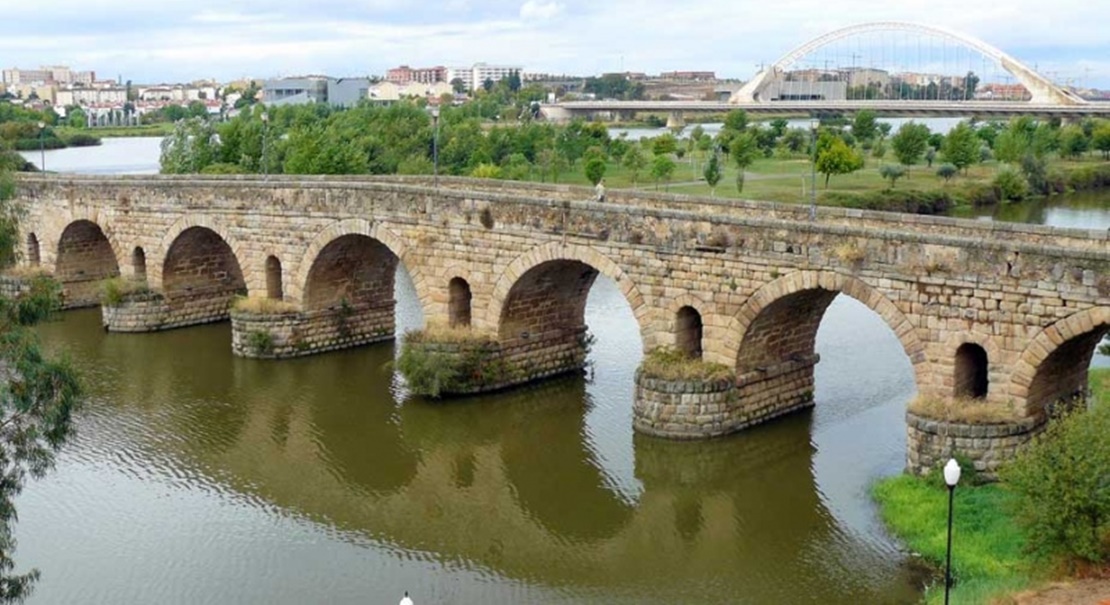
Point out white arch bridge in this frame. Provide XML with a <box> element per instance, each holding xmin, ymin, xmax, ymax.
<box><xmin>547</xmin><ymin>22</ymin><xmax>1108</xmax><ymax>121</ymax></box>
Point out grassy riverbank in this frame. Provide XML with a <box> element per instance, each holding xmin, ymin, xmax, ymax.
<box><xmin>55</xmin><ymin>124</ymin><xmax>173</xmax><ymax>139</ymax></box>
<box><xmin>873</xmin><ymin>368</ymin><xmax>1110</xmax><ymax>604</ymax></box>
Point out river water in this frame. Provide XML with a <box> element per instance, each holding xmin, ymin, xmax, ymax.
<box><xmin>12</xmin><ymin>138</ymin><xmax>1110</xmax><ymax>604</ymax></box>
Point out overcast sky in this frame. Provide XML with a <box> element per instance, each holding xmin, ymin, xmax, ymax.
<box><xmin>2</xmin><ymin>1</ymin><xmax>1107</xmax><ymax>88</ymax></box>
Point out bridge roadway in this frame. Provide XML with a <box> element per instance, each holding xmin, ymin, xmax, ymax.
<box><xmin>547</xmin><ymin>100</ymin><xmax>1110</xmax><ymax>120</ymax></box>
<box><xmin>12</xmin><ymin>174</ymin><xmax>1110</xmax><ymax>474</ymax></box>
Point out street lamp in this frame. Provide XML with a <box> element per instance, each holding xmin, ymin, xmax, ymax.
<box><xmin>260</xmin><ymin>111</ymin><xmax>269</xmax><ymax>179</ymax></box>
<box><xmin>943</xmin><ymin>458</ymin><xmax>962</xmax><ymax>605</ymax></box>
<box><xmin>430</xmin><ymin>106</ymin><xmax>440</xmax><ymax>187</ymax></box>
<box><xmin>809</xmin><ymin>118</ymin><xmax>819</xmax><ymax>221</ymax></box>
<box><xmin>37</xmin><ymin>121</ymin><xmax>45</xmax><ymax>173</ymax></box>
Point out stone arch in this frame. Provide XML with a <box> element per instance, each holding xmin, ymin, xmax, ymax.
<box><xmin>675</xmin><ymin>306</ymin><xmax>704</xmax><ymax>359</ymax></box>
<box><xmin>292</xmin><ymin>218</ymin><xmax>429</xmax><ymax>312</ymax></box>
<box><xmin>35</xmin><ymin>206</ymin><xmax>126</xmax><ymax>273</ymax></box>
<box><xmin>55</xmin><ymin>219</ymin><xmax>122</xmax><ymax>307</ymax></box>
<box><xmin>132</xmin><ymin>246</ymin><xmax>147</xmax><ymax>280</ymax></box>
<box><xmin>162</xmin><ymin>226</ymin><xmax>247</xmax><ymax>305</ymax></box>
<box><xmin>485</xmin><ymin>241</ymin><xmax>650</xmax><ymax>344</ymax></box>
<box><xmin>1011</xmin><ymin>306</ymin><xmax>1110</xmax><ymax>417</ymax></box>
<box><xmin>731</xmin><ymin>270</ymin><xmax>926</xmax><ymax>383</ymax></box>
<box><xmin>448</xmin><ymin>277</ymin><xmax>472</xmax><ymax>327</ymax></box>
<box><xmin>943</xmin><ymin>332</ymin><xmax>1002</xmax><ymax>403</ymax></box>
<box><xmin>954</xmin><ymin>343</ymin><xmax>989</xmax><ymax>399</ymax></box>
<box><xmin>664</xmin><ymin>294</ymin><xmax>732</xmax><ymax>365</ymax></box>
<box><xmin>25</xmin><ymin>233</ymin><xmax>40</xmax><ymax>266</ymax></box>
<box><xmin>265</xmin><ymin>255</ymin><xmax>283</xmax><ymax>300</ymax></box>
<box><xmin>154</xmin><ymin>214</ymin><xmax>249</xmax><ymax>293</ymax></box>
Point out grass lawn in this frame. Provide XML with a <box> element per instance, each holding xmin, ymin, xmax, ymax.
<box><xmin>872</xmin><ymin>368</ymin><xmax>1110</xmax><ymax>604</ymax></box>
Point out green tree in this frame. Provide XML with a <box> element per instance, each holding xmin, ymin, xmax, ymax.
<box><xmin>1059</xmin><ymin>125</ymin><xmax>1090</xmax><ymax>159</ymax></box>
<box><xmin>651</xmin><ymin>133</ymin><xmax>677</xmax><ymax>156</ymax></box>
<box><xmin>879</xmin><ymin>164</ymin><xmax>906</xmax><ymax>188</ymax></box>
<box><xmin>1092</xmin><ymin>122</ymin><xmax>1110</xmax><ymax>160</ymax></box>
<box><xmin>0</xmin><ymin>174</ymin><xmax>82</xmax><ymax>601</ymax></box>
<box><xmin>650</xmin><ymin>154</ymin><xmax>675</xmax><ymax>190</ymax></box>
<box><xmin>941</xmin><ymin>122</ymin><xmax>979</xmax><ymax>174</ymax></box>
<box><xmin>729</xmin><ymin>132</ymin><xmax>759</xmax><ymax>193</ymax></box>
<box><xmin>159</xmin><ymin>117</ymin><xmax>220</xmax><ymax>173</ymax></box>
<box><xmin>936</xmin><ymin>163</ymin><xmax>958</xmax><ymax>183</ymax></box>
<box><xmin>924</xmin><ymin>146</ymin><xmax>936</xmax><ymax>168</ymax></box>
<box><xmin>1002</xmin><ymin>400</ymin><xmax>1110</xmax><ymax>563</ymax></box>
<box><xmin>65</xmin><ymin>107</ymin><xmax>87</xmax><ymax>129</ymax></box>
<box><xmin>851</xmin><ymin>109</ymin><xmax>878</xmax><ymax>142</ymax></box>
<box><xmin>816</xmin><ymin>136</ymin><xmax>863</xmax><ymax>188</ymax></box>
<box><xmin>703</xmin><ymin>153</ymin><xmax>721</xmax><ymax>195</ymax></box>
<box><xmin>891</xmin><ymin>121</ymin><xmax>930</xmax><ymax>171</ymax></box>
<box><xmin>584</xmin><ymin>156</ymin><xmax>606</xmax><ymax>185</ymax></box>
<box><xmin>621</xmin><ymin>146</ymin><xmax>647</xmax><ymax>185</ymax></box>
<box><xmin>471</xmin><ymin>163</ymin><xmax>502</xmax><ymax>179</ymax></box>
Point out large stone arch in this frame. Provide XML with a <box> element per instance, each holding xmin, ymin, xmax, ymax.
<box><xmin>152</xmin><ymin>213</ymin><xmax>250</xmax><ymax>293</ymax></box>
<box><xmin>1011</xmin><ymin>306</ymin><xmax>1110</xmax><ymax>417</ymax></box>
<box><xmin>30</xmin><ymin>206</ymin><xmax>126</xmax><ymax>273</ymax></box>
<box><xmin>484</xmin><ymin>241</ymin><xmax>651</xmax><ymax>345</ymax></box>
<box><xmin>291</xmin><ymin>218</ymin><xmax>429</xmax><ymax>312</ymax></box>
<box><xmin>730</xmin><ymin>270</ymin><xmax>927</xmax><ymax>386</ymax></box>
<box><xmin>161</xmin><ymin>226</ymin><xmax>247</xmax><ymax>305</ymax></box>
<box><xmin>54</xmin><ymin>218</ymin><xmax>122</xmax><ymax>307</ymax></box>
<box><xmin>731</xmin><ymin>21</ymin><xmax>1085</xmax><ymax>106</ymax></box>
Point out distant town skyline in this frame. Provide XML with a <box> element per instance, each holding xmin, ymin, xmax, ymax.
<box><xmin>3</xmin><ymin>0</ymin><xmax>1108</xmax><ymax>88</ymax></box>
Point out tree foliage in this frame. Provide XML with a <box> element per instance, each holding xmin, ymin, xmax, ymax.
<box><xmin>703</xmin><ymin>153</ymin><xmax>721</xmax><ymax>194</ymax></box>
<box><xmin>879</xmin><ymin>164</ymin><xmax>906</xmax><ymax>189</ymax></box>
<box><xmin>816</xmin><ymin>136</ymin><xmax>864</xmax><ymax>188</ymax></box>
<box><xmin>891</xmin><ymin>122</ymin><xmax>931</xmax><ymax>169</ymax></box>
<box><xmin>0</xmin><ymin>173</ymin><xmax>82</xmax><ymax>601</ymax></box>
<box><xmin>1002</xmin><ymin>400</ymin><xmax>1110</xmax><ymax>564</ymax></box>
<box><xmin>729</xmin><ymin>132</ymin><xmax>759</xmax><ymax>193</ymax></box>
<box><xmin>650</xmin><ymin>155</ymin><xmax>675</xmax><ymax>190</ymax></box>
<box><xmin>941</xmin><ymin>122</ymin><xmax>980</xmax><ymax>173</ymax></box>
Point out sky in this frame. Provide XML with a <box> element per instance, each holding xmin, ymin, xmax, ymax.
<box><xmin>2</xmin><ymin>0</ymin><xmax>1108</xmax><ymax>88</ymax></box>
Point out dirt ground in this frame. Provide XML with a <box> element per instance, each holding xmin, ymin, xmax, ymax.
<box><xmin>1005</xmin><ymin>580</ymin><xmax>1110</xmax><ymax>604</ymax></box>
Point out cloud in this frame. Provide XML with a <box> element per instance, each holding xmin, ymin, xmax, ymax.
<box><xmin>0</xmin><ymin>0</ymin><xmax>1106</xmax><ymax>87</ymax></box>
<box><xmin>519</xmin><ymin>0</ymin><xmax>563</xmax><ymax>21</ymax></box>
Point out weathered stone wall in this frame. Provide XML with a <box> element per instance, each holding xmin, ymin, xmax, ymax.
<box><xmin>230</xmin><ymin>303</ymin><xmax>396</xmax><ymax>358</ymax></box>
<box><xmin>101</xmin><ymin>295</ymin><xmax>168</xmax><ymax>332</ymax></box>
<box><xmin>905</xmin><ymin>412</ymin><xmax>1044</xmax><ymax>479</ymax></box>
<box><xmin>12</xmin><ymin>175</ymin><xmax>1110</xmax><ymax>439</ymax></box>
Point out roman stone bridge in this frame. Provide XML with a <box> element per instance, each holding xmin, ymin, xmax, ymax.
<box><xmin>12</xmin><ymin>174</ymin><xmax>1110</xmax><ymax>474</ymax></box>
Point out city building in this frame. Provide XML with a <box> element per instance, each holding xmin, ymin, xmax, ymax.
<box><xmin>262</xmin><ymin>76</ymin><xmax>330</xmax><ymax>105</ymax></box>
<box><xmin>386</xmin><ymin>65</ymin><xmax>447</xmax><ymax>84</ymax></box>
<box><xmin>446</xmin><ymin>63</ymin><xmax>524</xmax><ymax>91</ymax></box>
<box><xmin>55</xmin><ymin>87</ymin><xmax>127</xmax><ymax>107</ymax></box>
<box><xmin>328</xmin><ymin>78</ymin><xmax>371</xmax><ymax>107</ymax></box>
<box><xmin>2</xmin><ymin>66</ymin><xmax>95</xmax><ymax>86</ymax></box>
<box><xmin>659</xmin><ymin>71</ymin><xmax>716</xmax><ymax>81</ymax></box>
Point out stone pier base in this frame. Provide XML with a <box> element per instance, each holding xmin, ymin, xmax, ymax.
<box><xmin>633</xmin><ymin>354</ymin><xmax>820</xmax><ymax>439</ymax></box>
<box><xmin>230</xmin><ymin>302</ymin><xmax>395</xmax><ymax>358</ymax></box>
<box><xmin>906</xmin><ymin>412</ymin><xmax>1045</xmax><ymax>480</ymax></box>
<box><xmin>397</xmin><ymin>327</ymin><xmax>590</xmax><ymax>396</ymax></box>
<box><xmin>102</xmin><ymin>292</ymin><xmax>240</xmax><ymax>332</ymax></box>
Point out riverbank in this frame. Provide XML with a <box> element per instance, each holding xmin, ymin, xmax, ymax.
<box><xmin>872</xmin><ymin>368</ymin><xmax>1110</xmax><ymax>604</ymax></box>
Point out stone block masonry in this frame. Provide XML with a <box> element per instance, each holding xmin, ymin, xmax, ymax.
<box><xmin>230</xmin><ymin>302</ymin><xmax>396</xmax><ymax>358</ymax></box>
<box><xmin>12</xmin><ymin>175</ymin><xmax>1110</xmax><ymax>470</ymax></box>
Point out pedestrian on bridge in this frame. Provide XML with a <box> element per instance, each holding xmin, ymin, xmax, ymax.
<box><xmin>595</xmin><ymin>178</ymin><xmax>606</xmax><ymax>203</ymax></box>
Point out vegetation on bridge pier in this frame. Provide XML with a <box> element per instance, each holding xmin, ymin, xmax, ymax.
<box><xmin>873</xmin><ymin>369</ymin><xmax>1110</xmax><ymax>604</ymax></box>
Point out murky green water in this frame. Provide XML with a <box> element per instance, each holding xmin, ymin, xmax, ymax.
<box><xmin>15</xmin><ymin>273</ymin><xmax>936</xmax><ymax>604</ymax></box>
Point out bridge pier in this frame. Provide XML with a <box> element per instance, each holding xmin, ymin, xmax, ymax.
<box><xmin>665</xmin><ymin>111</ymin><xmax>685</xmax><ymax>129</ymax></box>
<box><xmin>230</xmin><ymin>302</ymin><xmax>396</xmax><ymax>358</ymax></box>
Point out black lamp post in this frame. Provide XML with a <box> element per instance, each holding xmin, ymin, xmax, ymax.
<box><xmin>431</xmin><ymin>106</ymin><xmax>440</xmax><ymax>187</ymax></box>
<box><xmin>37</xmin><ymin>121</ymin><xmax>46</xmax><ymax>172</ymax></box>
<box><xmin>943</xmin><ymin>458</ymin><xmax>962</xmax><ymax>605</ymax></box>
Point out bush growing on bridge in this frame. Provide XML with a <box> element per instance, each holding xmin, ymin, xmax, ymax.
<box><xmin>1001</xmin><ymin>388</ymin><xmax>1110</xmax><ymax>565</ymax></box>
<box><xmin>99</xmin><ymin>277</ymin><xmax>152</xmax><ymax>307</ymax></box>
<box><xmin>639</xmin><ymin>347</ymin><xmax>734</xmax><ymax>383</ymax></box>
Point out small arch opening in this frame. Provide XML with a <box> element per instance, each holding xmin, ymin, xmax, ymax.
<box><xmin>132</xmin><ymin>246</ymin><xmax>146</xmax><ymax>280</ymax></box>
<box><xmin>26</xmin><ymin>233</ymin><xmax>40</xmax><ymax>266</ymax></box>
<box><xmin>954</xmin><ymin>343</ymin><xmax>989</xmax><ymax>399</ymax></box>
<box><xmin>676</xmin><ymin>305</ymin><xmax>703</xmax><ymax>359</ymax></box>
<box><xmin>265</xmin><ymin>255</ymin><xmax>283</xmax><ymax>300</ymax></box>
<box><xmin>448</xmin><ymin>277</ymin><xmax>472</xmax><ymax>328</ymax></box>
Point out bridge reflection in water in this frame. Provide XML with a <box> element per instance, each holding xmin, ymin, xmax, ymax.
<box><xmin>23</xmin><ymin>273</ymin><xmax>925</xmax><ymax>604</ymax></box>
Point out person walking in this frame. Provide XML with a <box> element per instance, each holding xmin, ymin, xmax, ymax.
<box><xmin>595</xmin><ymin>178</ymin><xmax>606</xmax><ymax>202</ymax></box>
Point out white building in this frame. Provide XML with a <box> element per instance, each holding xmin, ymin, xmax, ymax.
<box><xmin>55</xmin><ymin>87</ymin><xmax>128</xmax><ymax>107</ymax></box>
<box><xmin>446</xmin><ymin>63</ymin><xmax>524</xmax><ymax>92</ymax></box>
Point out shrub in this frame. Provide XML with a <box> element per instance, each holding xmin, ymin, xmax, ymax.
<box><xmin>639</xmin><ymin>347</ymin><xmax>734</xmax><ymax>382</ymax></box>
<box><xmin>823</xmin><ymin>190</ymin><xmax>955</xmax><ymax>215</ymax></box>
<box><xmin>833</xmin><ymin>241</ymin><xmax>866</xmax><ymax>264</ymax></box>
<box><xmin>936</xmin><ymin>163</ymin><xmax>958</xmax><ymax>183</ymax></box>
<box><xmin>396</xmin><ymin>329</ymin><xmax>515</xmax><ymax>397</ymax></box>
<box><xmin>200</xmin><ymin>162</ymin><xmax>247</xmax><ymax>175</ymax></box>
<box><xmin>62</xmin><ymin>133</ymin><xmax>100</xmax><ymax>147</ymax></box>
<box><xmin>246</xmin><ymin>330</ymin><xmax>274</xmax><ymax>356</ymax></box>
<box><xmin>231</xmin><ymin>296</ymin><xmax>298</xmax><ymax>314</ymax></box>
<box><xmin>1001</xmin><ymin>397</ymin><xmax>1110</xmax><ymax>564</ymax></box>
<box><xmin>99</xmin><ymin>277</ymin><xmax>151</xmax><ymax>306</ymax></box>
<box><xmin>879</xmin><ymin>164</ymin><xmax>906</xmax><ymax>189</ymax></box>
<box><xmin>907</xmin><ymin>396</ymin><xmax>1016</xmax><ymax>424</ymax></box>
<box><xmin>992</xmin><ymin>168</ymin><xmax>1028</xmax><ymax>202</ymax></box>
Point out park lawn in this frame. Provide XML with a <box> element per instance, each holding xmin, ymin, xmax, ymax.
<box><xmin>873</xmin><ymin>368</ymin><xmax>1110</xmax><ymax>605</ymax></box>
